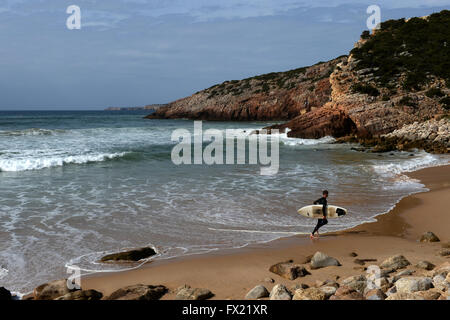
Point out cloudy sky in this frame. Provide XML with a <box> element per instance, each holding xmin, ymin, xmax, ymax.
<box><xmin>0</xmin><ymin>0</ymin><xmax>449</xmax><ymax>110</ymax></box>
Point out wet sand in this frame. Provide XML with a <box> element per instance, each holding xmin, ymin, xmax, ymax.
<box><xmin>81</xmin><ymin>165</ymin><xmax>450</xmax><ymax>299</ymax></box>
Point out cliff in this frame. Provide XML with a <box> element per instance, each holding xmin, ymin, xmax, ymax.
<box><xmin>146</xmin><ymin>57</ymin><xmax>346</xmax><ymax>121</ymax></box>
<box><xmin>147</xmin><ymin>10</ymin><xmax>450</xmax><ymax>146</ymax></box>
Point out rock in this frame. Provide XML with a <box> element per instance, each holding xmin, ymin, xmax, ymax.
<box><xmin>299</xmin><ymin>255</ymin><xmax>313</xmax><ymax>264</ymax></box>
<box><xmin>380</xmin><ymin>254</ymin><xmax>411</xmax><ymax>271</ymax></box>
<box><xmin>0</xmin><ymin>287</ymin><xmax>12</xmax><ymax>300</ymax></box>
<box><xmin>100</xmin><ymin>247</ymin><xmax>156</xmax><ymax>262</ymax></box>
<box><xmin>385</xmin><ymin>286</ymin><xmax>397</xmax><ymax>296</ymax></box>
<box><xmin>432</xmin><ymin>274</ymin><xmax>448</xmax><ymax>290</ymax></box>
<box><xmin>292</xmin><ymin>288</ymin><xmax>326</xmax><ymax>300</ymax></box>
<box><xmin>416</xmin><ymin>261</ymin><xmax>435</xmax><ymax>271</ymax></box>
<box><xmin>269</xmin><ymin>284</ymin><xmax>292</xmax><ymax>300</ymax></box>
<box><xmin>349</xmin><ymin>252</ymin><xmax>358</xmax><ymax>257</ymax></box>
<box><xmin>354</xmin><ymin>258</ymin><xmax>377</xmax><ymax>265</ymax></box>
<box><xmin>341</xmin><ymin>275</ymin><xmax>367</xmax><ymax>293</ymax></box>
<box><xmin>419</xmin><ymin>231</ymin><xmax>440</xmax><ymax>242</ymax></box>
<box><xmin>395</xmin><ymin>277</ymin><xmax>433</xmax><ymax>293</ymax></box>
<box><xmin>33</xmin><ymin>279</ymin><xmax>77</xmax><ymax>300</ymax></box>
<box><xmin>386</xmin><ymin>292</ymin><xmax>425</xmax><ymax>300</ymax></box>
<box><xmin>245</xmin><ymin>285</ymin><xmax>269</xmax><ymax>300</ymax></box>
<box><xmin>417</xmin><ymin>289</ymin><xmax>443</xmax><ymax>300</ymax></box>
<box><xmin>175</xmin><ymin>285</ymin><xmax>213</xmax><ymax>300</ymax></box>
<box><xmin>319</xmin><ymin>286</ymin><xmax>337</xmax><ymax>299</ymax></box>
<box><xmin>437</xmin><ymin>249</ymin><xmax>450</xmax><ymax>257</ymax></box>
<box><xmin>264</xmin><ymin>277</ymin><xmax>274</xmax><ymax>283</ymax></box>
<box><xmin>433</xmin><ymin>261</ymin><xmax>450</xmax><ymax>277</ymax></box>
<box><xmin>55</xmin><ymin>289</ymin><xmax>103</xmax><ymax>300</ymax></box>
<box><xmin>392</xmin><ymin>269</ymin><xmax>415</xmax><ymax>282</ymax></box>
<box><xmin>310</xmin><ymin>252</ymin><xmax>341</xmax><ymax>269</ymax></box>
<box><xmin>330</xmin><ymin>286</ymin><xmax>365</xmax><ymax>300</ymax></box>
<box><xmin>269</xmin><ymin>261</ymin><xmax>310</xmax><ymax>280</ymax></box>
<box><xmin>365</xmin><ymin>289</ymin><xmax>386</xmax><ymax>300</ymax></box>
<box><xmin>291</xmin><ymin>283</ymin><xmax>309</xmax><ymax>291</ymax></box>
<box><xmin>107</xmin><ymin>284</ymin><xmax>167</xmax><ymax>300</ymax></box>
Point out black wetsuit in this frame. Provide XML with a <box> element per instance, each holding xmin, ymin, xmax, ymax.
<box><xmin>312</xmin><ymin>197</ymin><xmax>328</xmax><ymax>234</ymax></box>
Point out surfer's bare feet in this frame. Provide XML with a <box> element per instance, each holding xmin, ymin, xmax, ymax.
<box><xmin>309</xmin><ymin>233</ymin><xmax>315</xmax><ymax>239</ymax></box>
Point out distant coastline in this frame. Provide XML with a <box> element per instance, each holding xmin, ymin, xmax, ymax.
<box><xmin>105</xmin><ymin>104</ymin><xmax>167</xmax><ymax>111</ymax></box>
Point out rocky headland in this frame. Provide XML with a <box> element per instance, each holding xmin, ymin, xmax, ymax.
<box><xmin>147</xmin><ymin>10</ymin><xmax>450</xmax><ymax>153</ymax></box>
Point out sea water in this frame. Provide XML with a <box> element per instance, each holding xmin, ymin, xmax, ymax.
<box><xmin>0</xmin><ymin>110</ymin><xmax>448</xmax><ymax>293</ymax></box>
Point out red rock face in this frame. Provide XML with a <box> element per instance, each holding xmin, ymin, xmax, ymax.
<box><xmin>146</xmin><ymin>57</ymin><xmax>345</xmax><ymax>121</ymax></box>
<box><xmin>269</xmin><ymin>107</ymin><xmax>357</xmax><ymax>139</ymax></box>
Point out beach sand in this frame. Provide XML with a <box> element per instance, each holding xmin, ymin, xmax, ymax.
<box><xmin>81</xmin><ymin>165</ymin><xmax>450</xmax><ymax>300</ymax></box>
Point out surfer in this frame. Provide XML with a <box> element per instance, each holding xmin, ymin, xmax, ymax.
<box><xmin>310</xmin><ymin>190</ymin><xmax>328</xmax><ymax>239</ymax></box>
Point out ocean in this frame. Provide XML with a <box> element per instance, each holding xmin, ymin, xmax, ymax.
<box><xmin>0</xmin><ymin>110</ymin><xmax>448</xmax><ymax>293</ymax></box>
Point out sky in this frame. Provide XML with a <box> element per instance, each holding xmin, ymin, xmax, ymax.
<box><xmin>0</xmin><ymin>0</ymin><xmax>449</xmax><ymax>110</ymax></box>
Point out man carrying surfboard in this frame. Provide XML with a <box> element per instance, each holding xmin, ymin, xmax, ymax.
<box><xmin>310</xmin><ymin>190</ymin><xmax>328</xmax><ymax>239</ymax></box>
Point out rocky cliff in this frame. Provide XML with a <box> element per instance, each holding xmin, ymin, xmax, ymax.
<box><xmin>147</xmin><ymin>10</ymin><xmax>450</xmax><ymax>150</ymax></box>
<box><xmin>270</xmin><ymin>10</ymin><xmax>450</xmax><ymax>140</ymax></box>
<box><xmin>146</xmin><ymin>57</ymin><xmax>346</xmax><ymax>121</ymax></box>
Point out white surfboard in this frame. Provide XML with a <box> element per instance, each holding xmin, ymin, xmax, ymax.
<box><xmin>297</xmin><ymin>205</ymin><xmax>347</xmax><ymax>219</ymax></box>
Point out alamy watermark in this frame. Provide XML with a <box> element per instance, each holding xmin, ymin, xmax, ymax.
<box><xmin>66</xmin><ymin>5</ymin><xmax>81</xmax><ymax>30</ymax></box>
<box><xmin>171</xmin><ymin>121</ymin><xmax>279</xmax><ymax>176</ymax></box>
<box><xmin>366</xmin><ymin>5</ymin><xmax>381</xmax><ymax>30</ymax></box>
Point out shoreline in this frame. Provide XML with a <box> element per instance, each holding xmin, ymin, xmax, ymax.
<box><xmin>77</xmin><ymin>164</ymin><xmax>450</xmax><ymax>300</ymax></box>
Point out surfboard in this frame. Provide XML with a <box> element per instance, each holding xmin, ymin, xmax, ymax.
<box><xmin>297</xmin><ymin>205</ymin><xmax>347</xmax><ymax>219</ymax></box>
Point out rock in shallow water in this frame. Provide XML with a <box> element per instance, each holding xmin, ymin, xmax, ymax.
<box><xmin>100</xmin><ymin>247</ymin><xmax>156</xmax><ymax>262</ymax></box>
<box><xmin>0</xmin><ymin>287</ymin><xmax>12</xmax><ymax>300</ymax></box>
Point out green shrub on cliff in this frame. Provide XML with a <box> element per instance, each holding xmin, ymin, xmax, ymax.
<box><xmin>351</xmin><ymin>10</ymin><xmax>450</xmax><ymax>90</ymax></box>
<box><xmin>351</xmin><ymin>83</ymin><xmax>380</xmax><ymax>96</ymax></box>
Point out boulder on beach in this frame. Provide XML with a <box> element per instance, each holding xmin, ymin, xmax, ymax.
<box><xmin>269</xmin><ymin>261</ymin><xmax>310</xmax><ymax>280</ymax></box>
<box><xmin>380</xmin><ymin>254</ymin><xmax>410</xmax><ymax>271</ymax></box>
<box><xmin>395</xmin><ymin>277</ymin><xmax>433</xmax><ymax>293</ymax></box>
<box><xmin>55</xmin><ymin>289</ymin><xmax>103</xmax><ymax>300</ymax></box>
<box><xmin>0</xmin><ymin>287</ymin><xmax>12</xmax><ymax>300</ymax></box>
<box><xmin>319</xmin><ymin>286</ymin><xmax>337</xmax><ymax>299</ymax></box>
<box><xmin>329</xmin><ymin>286</ymin><xmax>365</xmax><ymax>300</ymax></box>
<box><xmin>392</xmin><ymin>269</ymin><xmax>415</xmax><ymax>283</ymax></box>
<box><xmin>106</xmin><ymin>284</ymin><xmax>167</xmax><ymax>300</ymax></box>
<box><xmin>100</xmin><ymin>247</ymin><xmax>156</xmax><ymax>262</ymax></box>
<box><xmin>292</xmin><ymin>287</ymin><xmax>326</xmax><ymax>300</ymax></box>
<box><xmin>33</xmin><ymin>279</ymin><xmax>77</xmax><ymax>300</ymax></box>
<box><xmin>415</xmin><ymin>261</ymin><xmax>435</xmax><ymax>271</ymax></box>
<box><xmin>341</xmin><ymin>275</ymin><xmax>367</xmax><ymax>293</ymax></box>
<box><xmin>386</xmin><ymin>292</ymin><xmax>425</xmax><ymax>300</ymax></box>
<box><xmin>310</xmin><ymin>252</ymin><xmax>341</xmax><ymax>269</ymax></box>
<box><xmin>269</xmin><ymin>284</ymin><xmax>291</xmax><ymax>300</ymax></box>
<box><xmin>433</xmin><ymin>261</ymin><xmax>450</xmax><ymax>277</ymax></box>
<box><xmin>175</xmin><ymin>285</ymin><xmax>213</xmax><ymax>300</ymax></box>
<box><xmin>417</xmin><ymin>289</ymin><xmax>444</xmax><ymax>300</ymax></box>
<box><xmin>437</xmin><ymin>248</ymin><xmax>450</xmax><ymax>257</ymax></box>
<box><xmin>365</xmin><ymin>289</ymin><xmax>386</xmax><ymax>300</ymax></box>
<box><xmin>245</xmin><ymin>285</ymin><xmax>269</xmax><ymax>300</ymax></box>
<box><xmin>419</xmin><ymin>231</ymin><xmax>440</xmax><ymax>243</ymax></box>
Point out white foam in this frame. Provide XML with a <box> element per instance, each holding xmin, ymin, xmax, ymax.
<box><xmin>0</xmin><ymin>152</ymin><xmax>128</xmax><ymax>172</ymax></box>
<box><xmin>0</xmin><ymin>128</ymin><xmax>65</xmax><ymax>136</ymax></box>
<box><xmin>372</xmin><ymin>153</ymin><xmax>450</xmax><ymax>177</ymax></box>
<box><xmin>0</xmin><ymin>266</ymin><xmax>8</xmax><ymax>280</ymax></box>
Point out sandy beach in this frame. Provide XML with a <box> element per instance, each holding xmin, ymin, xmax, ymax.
<box><xmin>80</xmin><ymin>165</ymin><xmax>450</xmax><ymax>300</ymax></box>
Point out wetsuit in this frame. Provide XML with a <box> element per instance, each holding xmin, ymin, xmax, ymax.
<box><xmin>312</xmin><ymin>197</ymin><xmax>328</xmax><ymax>234</ymax></box>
